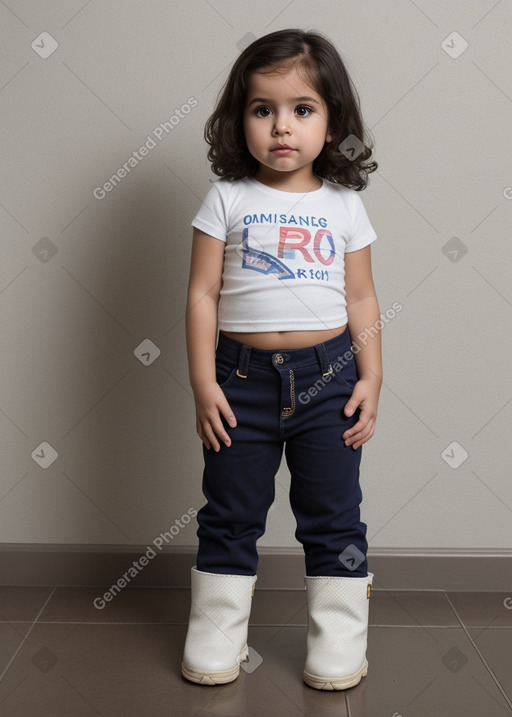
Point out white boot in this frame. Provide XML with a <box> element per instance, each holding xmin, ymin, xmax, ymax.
<box><xmin>181</xmin><ymin>566</ymin><xmax>257</xmax><ymax>685</ymax></box>
<box><xmin>303</xmin><ymin>572</ymin><xmax>374</xmax><ymax>690</ymax></box>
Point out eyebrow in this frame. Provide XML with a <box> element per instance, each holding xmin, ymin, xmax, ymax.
<box><xmin>246</xmin><ymin>96</ymin><xmax>321</xmax><ymax>107</ymax></box>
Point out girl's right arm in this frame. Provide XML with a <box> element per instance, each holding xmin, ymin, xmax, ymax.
<box><xmin>185</xmin><ymin>228</ymin><xmax>237</xmax><ymax>452</ymax></box>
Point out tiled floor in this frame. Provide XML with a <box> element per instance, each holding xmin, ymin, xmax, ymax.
<box><xmin>0</xmin><ymin>585</ymin><xmax>512</xmax><ymax>716</ymax></box>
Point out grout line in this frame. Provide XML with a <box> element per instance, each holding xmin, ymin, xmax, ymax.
<box><xmin>2</xmin><ymin>621</ymin><xmax>190</xmax><ymax>626</ymax></box>
<box><xmin>0</xmin><ymin>676</ymin><xmax>28</xmax><ymax>712</ymax></box>
<box><xmin>0</xmin><ymin>586</ymin><xmax>494</xmax><ymax>592</ymax></box>
<box><xmin>264</xmin><ymin>674</ymin><xmax>308</xmax><ymax>717</ymax></box>
<box><xmin>444</xmin><ymin>593</ymin><xmax>512</xmax><ymax>712</ymax></box>
<box><xmin>0</xmin><ymin>588</ymin><xmax>56</xmax><ymax>684</ymax></box>
<box><xmin>4</xmin><ymin>620</ymin><xmax>504</xmax><ymax>628</ymax></box>
<box><xmin>370</xmin><ymin>586</ymin><xmax>444</xmax><ymax>645</ymax></box>
<box><xmin>345</xmin><ymin>690</ymin><xmax>351</xmax><ymax>716</ymax></box>
<box><xmin>256</xmin><ymin>587</ymin><xmax>449</xmax><ymax>593</ymax></box>
<box><xmin>369</xmin><ymin>624</ymin><xmax>477</xmax><ymax>629</ymax></box>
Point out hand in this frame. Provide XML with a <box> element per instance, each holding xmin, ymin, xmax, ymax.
<box><xmin>193</xmin><ymin>382</ymin><xmax>237</xmax><ymax>452</ymax></box>
<box><xmin>342</xmin><ymin>377</ymin><xmax>381</xmax><ymax>450</ymax></box>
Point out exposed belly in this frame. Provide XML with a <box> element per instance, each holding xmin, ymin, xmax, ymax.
<box><xmin>220</xmin><ymin>324</ymin><xmax>347</xmax><ymax>350</ymax></box>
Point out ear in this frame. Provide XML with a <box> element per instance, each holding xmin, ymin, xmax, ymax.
<box><xmin>325</xmin><ymin>130</ymin><xmax>333</xmax><ymax>143</ymax></box>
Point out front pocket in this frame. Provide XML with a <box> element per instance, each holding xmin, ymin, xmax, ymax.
<box><xmin>217</xmin><ymin>367</ymin><xmax>238</xmax><ymax>390</ymax></box>
<box><xmin>330</xmin><ymin>359</ymin><xmax>358</xmax><ymax>391</ymax></box>
<box><xmin>215</xmin><ymin>352</ymin><xmax>239</xmax><ymax>390</ymax></box>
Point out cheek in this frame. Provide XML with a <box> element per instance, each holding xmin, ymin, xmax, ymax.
<box><xmin>244</xmin><ymin>121</ymin><xmax>267</xmax><ymax>153</ymax></box>
<box><xmin>243</xmin><ymin>118</ymin><xmax>257</xmax><ymax>146</ymax></box>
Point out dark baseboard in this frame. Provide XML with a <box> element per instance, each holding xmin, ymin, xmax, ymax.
<box><xmin>0</xmin><ymin>545</ymin><xmax>511</xmax><ymax>591</ymax></box>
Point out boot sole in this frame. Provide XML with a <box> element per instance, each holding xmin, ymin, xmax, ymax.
<box><xmin>303</xmin><ymin>659</ymin><xmax>368</xmax><ymax>691</ymax></box>
<box><xmin>181</xmin><ymin>644</ymin><xmax>249</xmax><ymax>685</ymax></box>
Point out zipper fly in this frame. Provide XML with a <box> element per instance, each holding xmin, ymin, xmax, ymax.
<box><xmin>281</xmin><ymin>369</ymin><xmax>296</xmax><ymax>419</ymax></box>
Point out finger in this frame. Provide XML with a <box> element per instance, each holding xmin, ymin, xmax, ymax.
<box><xmin>342</xmin><ymin>412</ymin><xmax>371</xmax><ymax>440</ymax></box>
<box><xmin>345</xmin><ymin>421</ymin><xmax>375</xmax><ymax>449</ymax></box>
<box><xmin>343</xmin><ymin>398</ymin><xmax>360</xmax><ymax>417</ymax></box>
<box><xmin>200</xmin><ymin>421</ymin><xmax>222</xmax><ymax>452</ymax></box>
<box><xmin>196</xmin><ymin>420</ymin><xmax>212</xmax><ymax>451</ymax></box>
<box><xmin>343</xmin><ymin>416</ymin><xmax>374</xmax><ymax>444</ymax></box>
<box><xmin>208</xmin><ymin>414</ymin><xmax>233</xmax><ymax>449</ymax></box>
<box><xmin>343</xmin><ymin>394</ymin><xmax>361</xmax><ymax>417</ymax></box>
<box><xmin>218</xmin><ymin>396</ymin><xmax>237</xmax><ymax>428</ymax></box>
<box><xmin>351</xmin><ymin>423</ymin><xmax>375</xmax><ymax>450</ymax></box>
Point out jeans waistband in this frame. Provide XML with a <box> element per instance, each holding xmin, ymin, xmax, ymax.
<box><xmin>216</xmin><ymin>330</ymin><xmax>354</xmax><ymax>377</ymax></box>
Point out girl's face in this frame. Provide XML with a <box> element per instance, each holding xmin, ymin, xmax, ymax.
<box><xmin>243</xmin><ymin>65</ymin><xmax>332</xmax><ymax>189</ymax></box>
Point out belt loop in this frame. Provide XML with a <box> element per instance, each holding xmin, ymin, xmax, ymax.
<box><xmin>236</xmin><ymin>344</ymin><xmax>251</xmax><ymax>378</ymax></box>
<box><xmin>315</xmin><ymin>342</ymin><xmax>333</xmax><ymax>378</ymax></box>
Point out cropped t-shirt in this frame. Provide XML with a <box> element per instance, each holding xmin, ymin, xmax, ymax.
<box><xmin>191</xmin><ymin>177</ymin><xmax>377</xmax><ymax>331</ymax></box>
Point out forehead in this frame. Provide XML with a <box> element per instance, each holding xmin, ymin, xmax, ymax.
<box><xmin>245</xmin><ymin>66</ymin><xmax>323</xmax><ymax>104</ymax></box>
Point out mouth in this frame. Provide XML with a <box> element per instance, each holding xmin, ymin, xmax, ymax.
<box><xmin>270</xmin><ymin>144</ymin><xmax>295</xmax><ymax>155</ymax></box>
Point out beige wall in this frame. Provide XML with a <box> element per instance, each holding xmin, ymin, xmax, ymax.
<box><xmin>1</xmin><ymin>1</ymin><xmax>511</xmax><ymax>553</ymax></box>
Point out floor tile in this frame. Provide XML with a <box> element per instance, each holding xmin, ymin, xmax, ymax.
<box><xmin>357</xmin><ymin>626</ymin><xmax>512</xmax><ymax>717</ymax></box>
<box><xmin>250</xmin><ymin>589</ymin><xmax>307</xmax><ymax>626</ymax></box>
<box><xmin>468</xmin><ymin>626</ymin><xmax>512</xmax><ymax>706</ymax></box>
<box><xmin>38</xmin><ymin>586</ymin><xmax>191</xmax><ymax>623</ymax></box>
<box><xmin>0</xmin><ymin>623</ymin><xmax>189</xmax><ymax>716</ymax></box>
<box><xmin>0</xmin><ymin>623</ymin><xmax>32</xmax><ymax>669</ymax></box>
<box><xmin>40</xmin><ymin>586</ymin><xmax>310</xmax><ymax>627</ymax></box>
<box><xmin>0</xmin><ymin>586</ymin><xmax>55</xmax><ymax>622</ymax></box>
<box><xmin>0</xmin><ymin>588</ymin><xmax>511</xmax><ymax>716</ymax></box>
<box><xmin>0</xmin><ymin>622</ymin><xmax>346</xmax><ymax>717</ymax></box>
<box><xmin>369</xmin><ymin>589</ymin><xmax>459</xmax><ymax>626</ymax></box>
<box><xmin>446</xmin><ymin>592</ymin><xmax>512</xmax><ymax>628</ymax></box>
<box><xmin>244</xmin><ymin>626</ymin><xmax>349</xmax><ymax>716</ymax></box>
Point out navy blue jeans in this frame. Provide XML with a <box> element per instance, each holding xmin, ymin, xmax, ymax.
<box><xmin>196</xmin><ymin>329</ymin><xmax>368</xmax><ymax>577</ymax></box>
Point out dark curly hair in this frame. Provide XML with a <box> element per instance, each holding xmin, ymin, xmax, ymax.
<box><xmin>205</xmin><ymin>29</ymin><xmax>377</xmax><ymax>190</ymax></box>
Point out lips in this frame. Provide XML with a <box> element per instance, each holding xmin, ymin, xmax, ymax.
<box><xmin>270</xmin><ymin>144</ymin><xmax>296</xmax><ymax>156</ymax></box>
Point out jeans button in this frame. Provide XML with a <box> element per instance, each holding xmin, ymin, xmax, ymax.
<box><xmin>274</xmin><ymin>353</ymin><xmax>284</xmax><ymax>365</ymax></box>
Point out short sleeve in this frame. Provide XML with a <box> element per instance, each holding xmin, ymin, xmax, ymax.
<box><xmin>345</xmin><ymin>190</ymin><xmax>377</xmax><ymax>253</ymax></box>
<box><xmin>190</xmin><ymin>183</ymin><xmax>228</xmax><ymax>242</ymax></box>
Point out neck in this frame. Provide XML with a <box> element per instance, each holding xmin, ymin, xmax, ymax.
<box><xmin>254</xmin><ymin>168</ymin><xmax>322</xmax><ymax>193</ymax></box>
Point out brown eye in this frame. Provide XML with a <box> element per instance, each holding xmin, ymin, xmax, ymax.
<box><xmin>255</xmin><ymin>106</ymin><xmax>272</xmax><ymax>117</ymax></box>
<box><xmin>296</xmin><ymin>106</ymin><xmax>312</xmax><ymax>116</ymax></box>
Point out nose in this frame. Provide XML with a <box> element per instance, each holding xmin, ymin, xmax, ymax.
<box><xmin>272</xmin><ymin>112</ymin><xmax>291</xmax><ymax>136</ymax></box>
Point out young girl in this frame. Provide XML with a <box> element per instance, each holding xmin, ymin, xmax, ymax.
<box><xmin>182</xmin><ymin>28</ymin><xmax>381</xmax><ymax>691</ymax></box>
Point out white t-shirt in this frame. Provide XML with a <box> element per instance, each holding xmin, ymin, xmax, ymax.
<box><xmin>191</xmin><ymin>177</ymin><xmax>377</xmax><ymax>331</ymax></box>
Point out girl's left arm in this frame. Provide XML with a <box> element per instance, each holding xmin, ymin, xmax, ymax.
<box><xmin>343</xmin><ymin>245</ymin><xmax>383</xmax><ymax>450</ymax></box>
